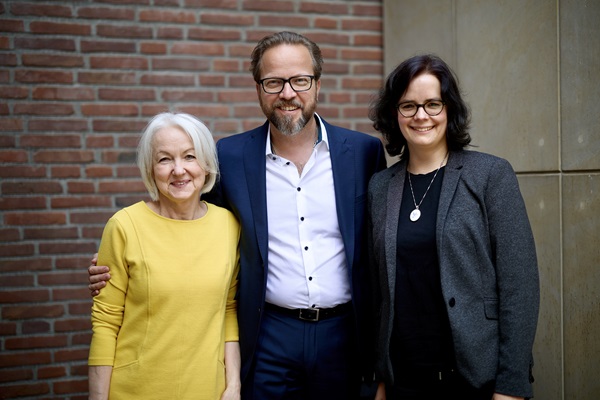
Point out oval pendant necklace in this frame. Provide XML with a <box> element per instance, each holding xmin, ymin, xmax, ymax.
<box><xmin>407</xmin><ymin>154</ymin><xmax>447</xmax><ymax>222</ymax></box>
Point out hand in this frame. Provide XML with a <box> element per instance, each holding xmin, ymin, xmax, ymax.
<box><xmin>492</xmin><ymin>393</ymin><xmax>524</xmax><ymax>400</ymax></box>
<box><xmin>88</xmin><ymin>253</ymin><xmax>111</xmax><ymax>297</ymax></box>
<box><xmin>220</xmin><ymin>386</ymin><xmax>240</xmax><ymax>400</ymax></box>
<box><xmin>374</xmin><ymin>382</ymin><xmax>386</xmax><ymax>400</ymax></box>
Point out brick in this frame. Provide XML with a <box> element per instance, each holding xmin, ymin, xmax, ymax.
<box><xmin>0</xmin><ymin>258</ymin><xmax>53</xmax><ymax>273</ymax></box>
<box><xmin>0</xmin><ymin>120</ymin><xmax>22</xmax><ymax>133</ymax></box>
<box><xmin>0</xmin><ymin>242</ymin><xmax>34</xmax><ymax>257</ymax></box>
<box><xmin>52</xmin><ymin>196</ymin><xmax>112</xmax><ymax>208</ymax></box>
<box><xmin>0</xmin><ymin>275</ymin><xmax>34</xmax><ymax>287</ymax></box>
<box><xmin>341</xmin><ymin>48</ymin><xmax>382</xmax><ymax>61</ymax></box>
<box><xmin>39</xmin><ymin>241</ymin><xmax>98</xmax><ymax>255</ymax></box>
<box><xmin>0</xmin><ymin>322</ymin><xmax>18</xmax><ymax>335</ymax></box>
<box><xmin>186</xmin><ymin>0</ymin><xmax>237</xmax><ymax>8</ymax></box>
<box><xmin>92</xmin><ymin>119</ymin><xmax>146</xmax><ymax>132</ymax></box>
<box><xmin>90</xmin><ymin>55</ymin><xmax>148</xmax><ymax>69</ymax></box>
<box><xmin>0</xmin><ymin>368</ymin><xmax>34</xmax><ymax>383</ymax></box>
<box><xmin>14</xmin><ymin>37</ymin><xmax>76</xmax><ymax>51</ymax></box>
<box><xmin>66</xmin><ymin>181</ymin><xmax>95</xmax><ymax>193</ymax></box>
<box><xmin>315</xmin><ymin>17</ymin><xmax>339</xmax><ymax>29</ymax></box>
<box><xmin>11</xmin><ymin>2</ymin><xmax>72</xmax><ymax>17</ymax></box>
<box><xmin>152</xmin><ymin>57</ymin><xmax>210</xmax><ymax>71</ymax></box>
<box><xmin>2</xmin><ymin>304</ymin><xmax>64</xmax><ymax>320</ymax></box>
<box><xmin>0</xmin><ymin>86</ymin><xmax>28</xmax><ymax>98</ymax></box>
<box><xmin>116</xmin><ymin>195</ymin><xmax>148</xmax><ymax>208</ymax></box>
<box><xmin>101</xmin><ymin>150</ymin><xmax>136</xmax><ymax>163</ymax></box>
<box><xmin>353</xmin><ymin>3</ymin><xmax>382</xmax><ymax>17</ymax></box>
<box><xmin>157</xmin><ymin>26</ymin><xmax>184</xmax><ymax>39</ymax></box>
<box><xmin>0</xmin><ymin>382</ymin><xmax>50</xmax><ymax>397</ymax></box>
<box><xmin>33</xmin><ymin>150</ymin><xmax>95</xmax><ymax>163</ymax></box>
<box><xmin>81</xmin><ymin>103</ymin><xmax>139</xmax><ymax>116</ymax></box>
<box><xmin>188</xmin><ymin>28</ymin><xmax>241</xmax><ymax>41</ymax></box>
<box><xmin>0</xmin><ymin>19</ymin><xmax>25</xmax><ymax>32</ymax></box>
<box><xmin>14</xmin><ymin>102</ymin><xmax>75</xmax><ymax>116</ymax></box>
<box><xmin>22</xmin><ymin>320</ymin><xmax>50</xmax><ymax>334</ymax></box>
<box><xmin>200</xmin><ymin>13</ymin><xmax>254</xmax><ymax>26</ymax></box>
<box><xmin>218</xmin><ymin>90</ymin><xmax>258</xmax><ymax>103</ymax></box>
<box><xmin>213</xmin><ymin>59</ymin><xmax>240</xmax><ymax>72</ymax></box>
<box><xmin>78</xmin><ymin>71</ymin><xmax>136</xmax><ymax>85</ymax></box>
<box><xmin>171</xmin><ymin>42</ymin><xmax>224</xmax><ymax>56</ymax></box>
<box><xmin>5</xmin><ymin>335</ymin><xmax>68</xmax><ymax>350</ymax></box>
<box><xmin>55</xmin><ymin>256</ymin><xmax>96</xmax><ymax>270</ymax></box>
<box><xmin>0</xmin><ymin>289</ymin><xmax>50</xmax><ymax>303</ymax></box>
<box><xmin>24</xmin><ymin>227</ymin><xmax>79</xmax><ymax>240</ymax></box>
<box><xmin>29</xmin><ymin>119</ymin><xmax>89</xmax><ymax>132</ymax></box>
<box><xmin>178</xmin><ymin>105</ymin><xmax>230</xmax><ymax>118</ymax></box>
<box><xmin>22</xmin><ymin>54</ymin><xmax>85</xmax><ymax>67</ymax></box>
<box><xmin>77</xmin><ymin>6</ymin><xmax>135</xmax><ymax>20</ymax></box>
<box><xmin>97</xmin><ymin>23</ymin><xmax>153</xmax><ymax>38</ymax></box>
<box><xmin>38</xmin><ymin>365</ymin><xmax>66</xmax><ymax>379</ymax></box>
<box><xmin>244</xmin><ymin>1</ymin><xmax>294</xmax><ymax>12</ymax></box>
<box><xmin>342</xmin><ymin>77</ymin><xmax>382</xmax><ymax>90</ymax></box>
<box><xmin>342</xmin><ymin>18</ymin><xmax>382</xmax><ymax>32</ymax></box>
<box><xmin>20</xmin><ymin>134</ymin><xmax>81</xmax><ymax>147</ymax></box>
<box><xmin>98</xmin><ymin>180</ymin><xmax>146</xmax><ymax>193</ymax></box>
<box><xmin>2</xmin><ymin>181</ymin><xmax>63</xmax><ymax>195</ymax></box>
<box><xmin>54</xmin><ymin>378</ymin><xmax>89</xmax><ymax>394</ymax></box>
<box><xmin>32</xmin><ymin>86</ymin><xmax>95</xmax><ymax>100</ymax></box>
<box><xmin>140</xmin><ymin>73</ymin><xmax>195</xmax><ymax>86</ymax></box>
<box><xmin>116</xmin><ymin>165</ymin><xmax>141</xmax><ymax>177</ymax></box>
<box><xmin>139</xmin><ymin>9</ymin><xmax>197</xmax><ymax>23</ymax></box>
<box><xmin>82</xmin><ymin>226</ymin><xmax>105</xmax><ymax>239</ymax></box>
<box><xmin>80</xmin><ymin>39</ymin><xmax>136</xmax><ymax>53</ymax></box>
<box><xmin>258</xmin><ymin>15</ymin><xmax>310</xmax><ymax>28</ymax></box>
<box><xmin>354</xmin><ymin>34</ymin><xmax>383</xmax><ymax>46</ymax></box>
<box><xmin>0</xmin><ymin>228</ymin><xmax>20</xmax><ymax>241</ymax></box>
<box><xmin>140</xmin><ymin>41</ymin><xmax>168</xmax><ymax>54</ymax></box>
<box><xmin>98</xmin><ymin>88</ymin><xmax>155</xmax><ymax>101</ymax></box>
<box><xmin>51</xmin><ymin>165</ymin><xmax>82</xmax><ymax>178</ymax></box>
<box><xmin>161</xmin><ymin>89</ymin><xmax>213</xmax><ymax>102</ymax></box>
<box><xmin>55</xmin><ymin>320</ymin><xmax>91</xmax><ymax>334</ymax></box>
<box><xmin>0</xmin><ymin>53</ymin><xmax>18</xmax><ymax>66</ymax></box>
<box><xmin>85</xmin><ymin>165</ymin><xmax>114</xmax><ymax>177</ymax></box>
<box><xmin>15</xmin><ymin>69</ymin><xmax>73</xmax><ymax>84</ymax></box>
<box><xmin>141</xmin><ymin>104</ymin><xmax>168</xmax><ymax>116</ymax></box>
<box><xmin>70</xmin><ymin>361</ymin><xmax>90</xmax><ymax>375</ymax></box>
<box><xmin>4</xmin><ymin>212</ymin><xmax>66</xmax><ymax>225</ymax></box>
<box><xmin>116</xmin><ymin>135</ymin><xmax>140</xmax><ymax>147</ymax></box>
<box><xmin>55</xmin><ymin>288</ymin><xmax>91</xmax><ymax>301</ymax></box>
<box><xmin>0</xmin><ymin>166</ymin><xmax>47</xmax><ymax>178</ymax></box>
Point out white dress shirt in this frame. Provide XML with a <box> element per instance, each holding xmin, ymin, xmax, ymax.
<box><xmin>264</xmin><ymin>115</ymin><xmax>351</xmax><ymax>309</ymax></box>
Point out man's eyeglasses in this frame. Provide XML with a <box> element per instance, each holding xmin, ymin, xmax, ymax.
<box><xmin>397</xmin><ymin>100</ymin><xmax>445</xmax><ymax>118</ymax></box>
<box><xmin>259</xmin><ymin>75</ymin><xmax>315</xmax><ymax>94</ymax></box>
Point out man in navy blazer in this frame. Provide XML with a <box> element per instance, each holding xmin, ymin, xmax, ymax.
<box><xmin>209</xmin><ymin>32</ymin><xmax>386</xmax><ymax>399</ymax></box>
<box><xmin>88</xmin><ymin>31</ymin><xmax>386</xmax><ymax>399</ymax></box>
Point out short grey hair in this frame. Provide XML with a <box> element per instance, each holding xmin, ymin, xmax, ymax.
<box><xmin>137</xmin><ymin>113</ymin><xmax>218</xmax><ymax>201</ymax></box>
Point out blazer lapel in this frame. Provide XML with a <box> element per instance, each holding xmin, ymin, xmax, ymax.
<box><xmin>327</xmin><ymin>124</ymin><xmax>356</xmax><ymax>271</ymax></box>
<box><xmin>385</xmin><ymin>162</ymin><xmax>406</xmax><ymax>300</ymax></box>
<box><xmin>436</xmin><ymin>151</ymin><xmax>463</xmax><ymax>248</ymax></box>
<box><xmin>244</xmin><ymin>122</ymin><xmax>269</xmax><ymax>266</ymax></box>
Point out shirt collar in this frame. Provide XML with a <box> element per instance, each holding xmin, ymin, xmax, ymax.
<box><xmin>266</xmin><ymin>113</ymin><xmax>329</xmax><ymax>156</ymax></box>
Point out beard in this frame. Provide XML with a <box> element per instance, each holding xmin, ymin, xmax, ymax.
<box><xmin>260</xmin><ymin>95</ymin><xmax>317</xmax><ymax>136</ymax></box>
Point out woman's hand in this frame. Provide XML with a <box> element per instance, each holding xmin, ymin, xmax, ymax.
<box><xmin>492</xmin><ymin>393</ymin><xmax>524</xmax><ymax>400</ymax></box>
<box><xmin>374</xmin><ymin>381</ymin><xmax>386</xmax><ymax>400</ymax></box>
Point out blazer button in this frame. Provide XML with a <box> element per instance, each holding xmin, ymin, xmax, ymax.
<box><xmin>448</xmin><ymin>298</ymin><xmax>456</xmax><ymax>307</ymax></box>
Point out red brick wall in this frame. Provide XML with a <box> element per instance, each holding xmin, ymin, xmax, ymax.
<box><xmin>0</xmin><ymin>1</ymin><xmax>383</xmax><ymax>398</ymax></box>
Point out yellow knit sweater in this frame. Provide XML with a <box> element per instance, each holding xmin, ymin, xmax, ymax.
<box><xmin>89</xmin><ymin>201</ymin><xmax>240</xmax><ymax>399</ymax></box>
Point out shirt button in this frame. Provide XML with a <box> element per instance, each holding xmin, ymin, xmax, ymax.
<box><xmin>309</xmin><ymin>276</ymin><xmax>313</xmax><ymax>281</ymax></box>
<box><xmin>297</xmin><ymin>187</ymin><xmax>301</xmax><ymax>192</ymax></box>
<box><xmin>304</xmin><ymin>246</ymin><xmax>308</xmax><ymax>251</ymax></box>
<box><xmin>300</xmin><ymin>217</ymin><xmax>304</xmax><ymax>221</ymax></box>
<box><xmin>449</xmin><ymin>298</ymin><xmax>456</xmax><ymax>307</ymax></box>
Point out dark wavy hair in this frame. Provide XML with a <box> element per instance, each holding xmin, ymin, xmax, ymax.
<box><xmin>369</xmin><ymin>54</ymin><xmax>471</xmax><ymax>159</ymax></box>
<box><xmin>250</xmin><ymin>31</ymin><xmax>324</xmax><ymax>83</ymax></box>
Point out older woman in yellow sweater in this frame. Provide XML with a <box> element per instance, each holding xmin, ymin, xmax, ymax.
<box><xmin>88</xmin><ymin>113</ymin><xmax>241</xmax><ymax>400</ymax></box>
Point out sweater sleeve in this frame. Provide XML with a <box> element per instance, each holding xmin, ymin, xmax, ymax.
<box><xmin>224</xmin><ymin>213</ymin><xmax>240</xmax><ymax>343</ymax></box>
<box><xmin>88</xmin><ymin>216</ymin><xmax>129</xmax><ymax>366</ymax></box>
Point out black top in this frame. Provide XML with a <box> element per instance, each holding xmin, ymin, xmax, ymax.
<box><xmin>390</xmin><ymin>167</ymin><xmax>454</xmax><ymax>371</ymax></box>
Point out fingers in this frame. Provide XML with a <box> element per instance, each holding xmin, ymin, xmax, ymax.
<box><xmin>88</xmin><ymin>265</ymin><xmax>109</xmax><ymax>276</ymax></box>
<box><xmin>89</xmin><ymin>273</ymin><xmax>110</xmax><ymax>285</ymax></box>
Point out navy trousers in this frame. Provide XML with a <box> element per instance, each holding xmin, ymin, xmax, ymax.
<box><xmin>242</xmin><ymin>305</ymin><xmax>359</xmax><ymax>400</ymax></box>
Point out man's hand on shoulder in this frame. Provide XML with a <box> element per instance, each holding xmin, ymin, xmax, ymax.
<box><xmin>88</xmin><ymin>253</ymin><xmax>111</xmax><ymax>297</ymax></box>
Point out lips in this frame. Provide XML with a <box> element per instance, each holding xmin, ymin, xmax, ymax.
<box><xmin>275</xmin><ymin>101</ymin><xmax>302</xmax><ymax>112</ymax></box>
<box><xmin>412</xmin><ymin>126</ymin><xmax>434</xmax><ymax>132</ymax></box>
<box><xmin>171</xmin><ymin>180</ymin><xmax>189</xmax><ymax>187</ymax></box>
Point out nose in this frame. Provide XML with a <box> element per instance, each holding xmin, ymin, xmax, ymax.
<box><xmin>172</xmin><ymin>160</ymin><xmax>185</xmax><ymax>175</ymax></box>
<box><xmin>279</xmin><ymin>81</ymin><xmax>297</xmax><ymax>98</ymax></box>
<box><xmin>413</xmin><ymin>105</ymin><xmax>429</xmax><ymax>119</ymax></box>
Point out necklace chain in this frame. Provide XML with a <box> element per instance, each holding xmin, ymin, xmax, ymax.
<box><xmin>407</xmin><ymin>154</ymin><xmax>447</xmax><ymax>222</ymax></box>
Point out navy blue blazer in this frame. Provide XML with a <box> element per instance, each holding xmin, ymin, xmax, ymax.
<box><xmin>368</xmin><ymin>150</ymin><xmax>539</xmax><ymax>397</ymax></box>
<box><xmin>207</xmin><ymin>118</ymin><xmax>387</xmax><ymax>382</ymax></box>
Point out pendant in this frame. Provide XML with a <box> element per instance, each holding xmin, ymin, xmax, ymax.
<box><xmin>409</xmin><ymin>208</ymin><xmax>421</xmax><ymax>222</ymax></box>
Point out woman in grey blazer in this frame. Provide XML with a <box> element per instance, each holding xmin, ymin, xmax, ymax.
<box><xmin>367</xmin><ymin>55</ymin><xmax>539</xmax><ymax>400</ymax></box>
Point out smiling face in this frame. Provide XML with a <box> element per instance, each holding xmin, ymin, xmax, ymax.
<box><xmin>256</xmin><ymin>44</ymin><xmax>320</xmax><ymax>136</ymax></box>
<box><xmin>397</xmin><ymin>73</ymin><xmax>448</xmax><ymax>155</ymax></box>
<box><xmin>151</xmin><ymin>126</ymin><xmax>207</xmax><ymax>208</ymax></box>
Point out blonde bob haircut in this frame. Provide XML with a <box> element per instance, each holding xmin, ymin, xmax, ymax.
<box><xmin>137</xmin><ymin>112</ymin><xmax>219</xmax><ymax>201</ymax></box>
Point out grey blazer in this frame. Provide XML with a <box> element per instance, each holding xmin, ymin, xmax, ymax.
<box><xmin>367</xmin><ymin>149</ymin><xmax>539</xmax><ymax>398</ymax></box>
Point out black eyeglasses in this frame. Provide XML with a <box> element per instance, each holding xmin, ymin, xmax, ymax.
<box><xmin>397</xmin><ymin>100</ymin><xmax>445</xmax><ymax>117</ymax></box>
<box><xmin>259</xmin><ymin>75</ymin><xmax>315</xmax><ymax>94</ymax></box>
